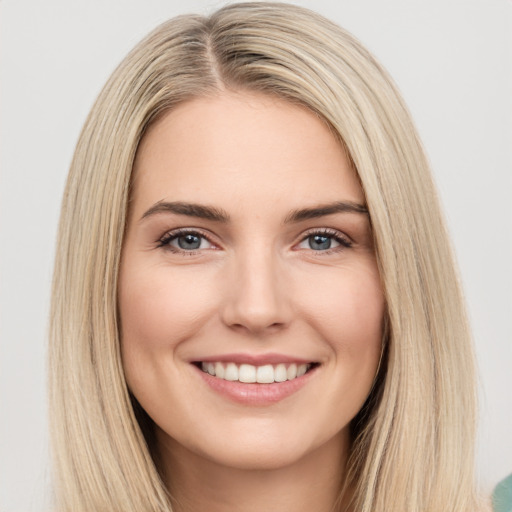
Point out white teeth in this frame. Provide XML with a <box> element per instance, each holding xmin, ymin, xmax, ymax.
<box><xmin>297</xmin><ymin>364</ymin><xmax>307</xmax><ymax>377</ymax></box>
<box><xmin>256</xmin><ymin>365</ymin><xmax>274</xmax><ymax>384</ymax></box>
<box><xmin>274</xmin><ymin>364</ymin><xmax>288</xmax><ymax>382</ymax></box>
<box><xmin>215</xmin><ymin>362</ymin><xmax>225</xmax><ymax>379</ymax></box>
<box><xmin>287</xmin><ymin>363</ymin><xmax>297</xmax><ymax>380</ymax></box>
<box><xmin>199</xmin><ymin>361</ymin><xmax>313</xmax><ymax>383</ymax></box>
<box><xmin>224</xmin><ymin>363</ymin><xmax>239</xmax><ymax>381</ymax></box>
<box><xmin>239</xmin><ymin>364</ymin><xmax>257</xmax><ymax>383</ymax></box>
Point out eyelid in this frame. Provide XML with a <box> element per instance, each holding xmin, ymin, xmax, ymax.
<box><xmin>157</xmin><ymin>227</ymin><xmax>219</xmax><ymax>253</ymax></box>
<box><xmin>299</xmin><ymin>227</ymin><xmax>352</xmax><ymax>243</ymax></box>
<box><xmin>156</xmin><ymin>226</ymin><xmax>352</xmax><ymax>255</ymax></box>
<box><xmin>294</xmin><ymin>227</ymin><xmax>352</xmax><ymax>252</ymax></box>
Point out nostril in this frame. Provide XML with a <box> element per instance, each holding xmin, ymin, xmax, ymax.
<box><xmin>220</xmin><ymin>275</ymin><xmax>293</xmax><ymax>334</ymax></box>
<box><xmin>227</xmin><ymin>320</ymin><xmax>289</xmax><ymax>337</ymax></box>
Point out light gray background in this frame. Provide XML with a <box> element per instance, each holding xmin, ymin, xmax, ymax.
<box><xmin>1</xmin><ymin>0</ymin><xmax>511</xmax><ymax>510</ymax></box>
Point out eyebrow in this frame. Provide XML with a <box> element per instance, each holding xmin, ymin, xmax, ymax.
<box><xmin>140</xmin><ymin>200</ymin><xmax>368</xmax><ymax>223</ymax></box>
<box><xmin>141</xmin><ymin>201</ymin><xmax>230</xmax><ymax>222</ymax></box>
<box><xmin>284</xmin><ymin>201</ymin><xmax>368</xmax><ymax>223</ymax></box>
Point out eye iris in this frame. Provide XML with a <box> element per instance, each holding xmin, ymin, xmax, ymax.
<box><xmin>309</xmin><ymin>235</ymin><xmax>331</xmax><ymax>250</ymax></box>
<box><xmin>178</xmin><ymin>234</ymin><xmax>201</xmax><ymax>250</ymax></box>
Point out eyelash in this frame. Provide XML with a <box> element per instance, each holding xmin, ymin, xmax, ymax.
<box><xmin>298</xmin><ymin>228</ymin><xmax>352</xmax><ymax>255</ymax></box>
<box><xmin>157</xmin><ymin>228</ymin><xmax>215</xmax><ymax>255</ymax></box>
<box><xmin>157</xmin><ymin>228</ymin><xmax>352</xmax><ymax>256</ymax></box>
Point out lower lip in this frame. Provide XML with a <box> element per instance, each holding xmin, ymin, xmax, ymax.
<box><xmin>193</xmin><ymin>365</ymin><xmax>318</xmax><ymax>405</ymax></box>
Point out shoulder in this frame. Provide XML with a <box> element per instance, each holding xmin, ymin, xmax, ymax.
<box><xmin>493</xmin><ymin>473</ymin><xmax>512</xmax><ymax>512</ymax></box>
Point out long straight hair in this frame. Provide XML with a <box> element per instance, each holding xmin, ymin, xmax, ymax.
<box><xmin>49</xmin><ymin>3</ymin><xmax>480</xmax><ymax>511</ymax></box>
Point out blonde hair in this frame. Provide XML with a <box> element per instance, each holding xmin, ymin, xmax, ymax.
<box><xmin>49</xmin><ymin>2</ymin><xmax>481</xmax><ymax>511</ymax></box>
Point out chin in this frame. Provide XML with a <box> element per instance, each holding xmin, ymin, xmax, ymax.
<box><xmin>206</xmin><ymin>440</ymin><xmax>314</xmax><ymax>471</ymax></box>
<box><xmin>156</xmin><ymin>418</ymin><xmax>349</xmax><ymax>473</ymax></box>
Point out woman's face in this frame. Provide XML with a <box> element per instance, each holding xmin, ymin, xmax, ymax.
<box><xmin>119</xmin><ymin>92</ymin><xmax>385</xmax><ymax>471</ymax></box>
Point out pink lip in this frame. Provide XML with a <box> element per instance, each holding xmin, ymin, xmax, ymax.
<box><xmin>192</xmin><ymin>352</ymin><xmax>314</xmax><ymax>365</ymax></box>
<box><xmin>192</xmin><ymin>361</ymin><xmax>319</xmax><ymax>406</ymax></box>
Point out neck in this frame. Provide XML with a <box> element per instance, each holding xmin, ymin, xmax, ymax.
<box><xmin>156</xmin><ymin>430</ymin><xmax>353</xmax><ymax>512</ymax></box>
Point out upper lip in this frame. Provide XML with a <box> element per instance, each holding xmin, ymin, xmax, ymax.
<box><xmin>191</xmin><ymin>353</ymin><xmax>316</xmax><ymax>365</ymax></box>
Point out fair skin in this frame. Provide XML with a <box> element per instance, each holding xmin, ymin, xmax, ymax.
<box><xmin>119</xmin><ymin>91</ymin><xmax>385</xmax><ymax>512</ymax></box>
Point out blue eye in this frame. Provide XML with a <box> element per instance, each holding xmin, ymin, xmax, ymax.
<box><xmin>175</xmin><ymin>233</ymin><xmax>202</xmax><ymax>250</ymax></box>
<box><xmin>297</xmin><ymin>230</ymin><xmax>351</xmax><ymax>252</ymax></box>
<box><xmin>159</xmin><ymin>230</ymin><xmax>214</xmax><ymax>253</ymax></box>
<box><xmin>308</xmin><ymin>234</ymin><xmax>336</xmax><ymax>250</ymax></box>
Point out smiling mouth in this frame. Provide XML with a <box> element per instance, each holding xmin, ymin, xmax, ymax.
<box><xmin>194</xmin><ymin>361</ymin><xmax>319</xmax><ymax>384</ymax></box>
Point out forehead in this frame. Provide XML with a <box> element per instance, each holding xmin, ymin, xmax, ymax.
<box><xmin>131</xmin><ymin>92</ymin><xmax>364</xmax><ymax>216</ymax></box>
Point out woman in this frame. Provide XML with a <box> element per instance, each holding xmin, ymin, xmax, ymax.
<box><xmin>49</xmin><ymin>2</ymin><xmax>485</xmax><ymax>511</ymax></box>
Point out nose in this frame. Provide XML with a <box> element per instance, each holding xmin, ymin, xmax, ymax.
<box><xmin>220</xmin><ymin>248</ymin><xmax>292</xmax><ymax>336</ymax></box>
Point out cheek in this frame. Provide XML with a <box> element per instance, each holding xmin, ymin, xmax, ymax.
<box><xmin>119</xmin><ymin>266</ymin><xmax>215</xmax><ymax>350</ymax></box>
<box><xmin>117</xmin><ymin>263</ymin><xmax>220</xmax><ymax>404</ymax></box>
<box><xmin>297</xmin><ymin>266</ymin><xmax>385</xmax><ymax>433</ymax></box>
<box><xmin>294</xmin><ymin>263</ymin><xmax>385</xmax><ymax>400</ymax></box>
<box><xmin>297</xmin><ymin>263</ymin><xmax>385</xmax><ymax>348</ymax></box>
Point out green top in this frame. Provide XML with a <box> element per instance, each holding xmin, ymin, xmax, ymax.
<box><xmin>493</xmin><ymin>474</ymin><xmax>512</xmax><ymax>512</ymax></box>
